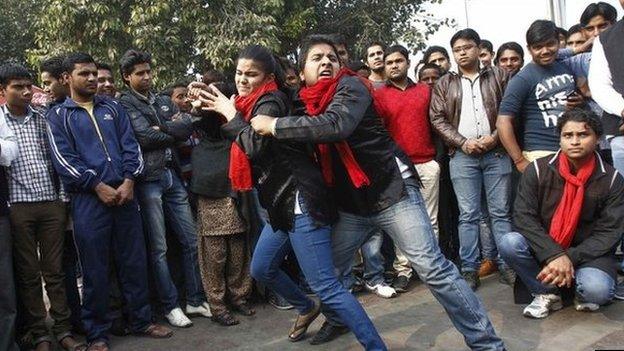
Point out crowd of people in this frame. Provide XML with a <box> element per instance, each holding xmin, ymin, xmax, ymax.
<box><xmin>0</xmin><ymin>1</ymin><xmax>623</xmax><ymax>350</ymax></box>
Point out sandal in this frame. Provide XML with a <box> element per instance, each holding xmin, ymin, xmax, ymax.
<box><xmin>211</xmin><ymin>312</ymin><xmax>240</xmax><ymax>326</ymax></box>
<box><xmin>288</xmin><ymin>300</ymin><xmax>320</xmax><ymax>342</ymax></box>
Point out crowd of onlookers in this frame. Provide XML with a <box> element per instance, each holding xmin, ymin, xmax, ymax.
<box><xmin>0</xmin><ymin>1</ymin><xmax>623</xmax><ymax>350</ymax></box>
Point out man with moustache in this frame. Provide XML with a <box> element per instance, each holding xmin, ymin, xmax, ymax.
<box><xmin>365</xmin><ymin>42</ymin><xmax>386</xmax><ymax>87</ymax></box>
<box><xmin>430</xmin><ymin>29</ymin><xmax>516</xmax><ymax>290</ymax></box>
<box><xmin>96</xmin><ymin>63</ymin><xmax>117</xmax><ymax>98</ymax></box>
<box><xmin>374</xmin><ymin>45</ymin><xmax>439</xmax><ymax>292</ymax></box>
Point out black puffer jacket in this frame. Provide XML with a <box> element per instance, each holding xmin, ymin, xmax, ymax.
<box><xmin>273</xmin><ymin>76</ymin><xmax>406</xmax><ymax>216</ymax></box>
<box><xmin>221</xmin><ymin>90</ymin><xmax>337</xmax><ymax>232</ymax></box>
<box><xmin>119</xmin><ymin>90</ymin><xmax>193</xmax><ymax>181</ymax></box>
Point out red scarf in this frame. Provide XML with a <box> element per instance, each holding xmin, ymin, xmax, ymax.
<box><xmin>299</xmin><ymin>68</ymin><xmax>370</xmax><ymax>188</ymax></box>
<box><xmin>549</xmin><ymin>153</ymin><xmax>596</xmax><ymax>248</ymax></box>
<box><xmin>229</xmin><ymin>81</ymin><xmax>278</xmax><ymax>191</ymax></box>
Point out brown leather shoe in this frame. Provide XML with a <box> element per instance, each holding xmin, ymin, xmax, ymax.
<box><xmin>478</xmin><ymin>259</ymin><xmax>497</xmax><ymax>277</ymax></box>
<box><xmin>138</xmin><ymin>324</ymin><xmax>174</xmax><ymax>339</ymax></box>
<box><xmin>86</xmin><ymin>341</ymin><xmax>108</xmax><ymax>351</ymax></box>
<box><xmin>289</xmin><ymin>300</ymin><xmax>320</xmax><ymax>342</ymax></box>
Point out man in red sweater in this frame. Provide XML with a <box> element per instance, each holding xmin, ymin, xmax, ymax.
<box><xmin>374</xmin><ymin>45</ymin><xmax>440</xmax><ymax>292</ymax></box>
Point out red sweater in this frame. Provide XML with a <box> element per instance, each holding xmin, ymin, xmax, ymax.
<box><xmin>374</xmin><ymin>81</ymin><xmax>435</xmax><ymax>164</ymax></box>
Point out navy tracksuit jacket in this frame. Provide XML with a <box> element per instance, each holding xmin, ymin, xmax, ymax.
<box><xmin>46</xmin><ymin>96</ymin><xmax>152</xmax><ymax>342</ymax></box>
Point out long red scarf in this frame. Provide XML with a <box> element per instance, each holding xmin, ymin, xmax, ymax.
<box><xmin>299</xmin><ymin>68</ymin><xmax>370</xmax><ymax>188</ymax></box>
<box><xmin>229</xmin><ymin>81</ymin><xmax>278</xmax><ymax>191</ymax></box>
<box><xmin>549</xmin><ymin>153</ymin><xmax>596</xmax><ymax>248</ymax></box>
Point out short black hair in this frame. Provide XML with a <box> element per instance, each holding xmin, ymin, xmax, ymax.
<box><xmin>347</xmin><ymin>61</ymin><xmax>368</xmax><ymax>72</ymax></box>
<box><xmin>161</xmin><ymin>81</ymin><xmax>189</xmax><ymax>97</ymax></box>
<box><xmin>328</xmin><ymin>33</ymin><xmax>347</xmax><ymax>48</ymax></box>
<box><xmin>383</xmin><ymin>45</ymin><xmax>409</xmax><ymax>61</ymax></box>
<box><xmin>526</xmin><ymin>20</ymin><xmax>559</xmax><ymax>46</ymax></box>
<box><xmin>494</xmin><ymin>41</ymin><xmax>524</xmax><ymax>65</ymax></box>
<box><xmin>479</xmin><ymin>39</ymin><xmax>494</xmax><ymax>54</ymax></box>
<box><xmin>580</xmin><ymin>2</ymin><xmax>617</xmax><ymax>26</ymax></box>
<box><xmin>298</xmin><ymin>34</ymin><xmax>339</xmax><ymax>70</ymax></box>
<box><xmin>450</xmin><ymin>28</ymin><xmax>481</xmax><ymax>48</ymax></box>
<box><xmin>119</xmin><ymin>49</ymin><xmax>151</xmax><ymax>78</ymax></box>
<box><xmin>567</xmin><ymin>24</ymin><xmax>584</xmax><ymax>38</ymax></box>
<box><xmin>422</xmin><ymin>46</ymin><xmax>450</xmax><ymax>63</ymax></box>
<box><xmin>557</xmin><ymin>108</ymin><xmax>603</xmax><ymax>137</ymax></box>
<box><xmin>40</xmin><ymin>56</ymin><xmax>66</xmax><ymax>79</ymax></box>
<box><xmin>0</xmin><ymin>63</ymin><xmax>32</xmax><ymax>86</ymax></box>
<box><xmin>96</xmin><ymin>62</ymin><xmax>113</xmax><ymax>73</ymax></box>
<box><xmin>556</xmin><ymin>27</ymin><xmax>569</xmax><ymax>39</ymax></box>
<box><xmin>202</xmin><ymin>69</ymin><xmax>225</xmax><ymax>85</ymax></box>
<box><xmin>278</xmin><ymin>57</ymin><xmax>297</xmax><ymax>73</ymax></box>
<box><xmin>62</xmin><ymin>52</ymin><xmax>96</xmax><ymax>74</ymax></box>
<box><xmin>418</xmin><ymin>63</ymin><xmax>442</xmax><ymax>80</ymax></box>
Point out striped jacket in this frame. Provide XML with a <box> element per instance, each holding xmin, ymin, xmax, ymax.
<box><xmin>46</xmin><ymin>96</ymin><xmax>144</xmax><ymax>193</ymax></box>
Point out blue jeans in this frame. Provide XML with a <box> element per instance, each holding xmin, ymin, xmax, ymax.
<box><xmin>499</xmin><ymin>232</ymin><xmax>615</xmax><ymax>304</ymax></box>
<box><xmin>137</xmin><ymin>169</ymin><xmax>204</xmax><ymax>312</ymax></box>
<box><xmin>325</xmin><ymin>180</ymin><xmax>504</xmax><ymax>350</ymax></box>
<box><xmin>360</xmin><ymin>231</ymin><xmax>386</xmax><ymax>286</ymax></box>
<box><xmin>250</xmin><ymin>213</ymin><xmax>386</xmax><ymax>350</ymax></box>
<box><xmin>450</xmin><ymin>150</ymin><xmax>512</xmax><ymax>272</ymax></box>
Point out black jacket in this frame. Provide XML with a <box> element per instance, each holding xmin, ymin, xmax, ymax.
<box><xmin>513</xmin><ymin>152</ymin><xmax>624</xmax><ymax>278</ymax></box>
<box><xmin>119</xmin><ymin>90</ymin><xmax>193</xmax><ymax>181</ymax></box>
<box><xmin>221</xmin><ymin>91</ymin><xmax>337</xmax><ymax>232</ymax></box>
<box><xmin>273</xmin><ymin>76</ymin><xmax>406</xmax><ymax>216</ymax></box>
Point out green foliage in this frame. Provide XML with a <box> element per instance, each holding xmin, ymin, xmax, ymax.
<box><xmin>7</xmin><ymin>0</ymin><xmax>451</xmax><ymax>88</ymax></box>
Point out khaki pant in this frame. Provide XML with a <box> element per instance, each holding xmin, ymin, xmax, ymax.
<box><xmin>10</xmin><ymin>201</ymin><xmax>71</xmax><ymax>344</ymax></box>
<box><xmin>522</xmin><ymin>150</ymin><xmax>556</xmax><ymax>162</ymax></box>
<box><xmin>394</xmin><ymin>160</ymin><xmax>441</xmax><ymax>278</ymax></box>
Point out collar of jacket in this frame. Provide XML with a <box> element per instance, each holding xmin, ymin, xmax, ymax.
<box><xmin>61</xmin><ymin>95</ymin><xmax>108</xmax><ymax>109</ymax></box>
<box><xmin>126</xmin><ymin>88</ymin><xmax>156</xmax><ymax>104</ymax></box>
<box><xmin>546</xmin><ymin>150</ymin><xmax>608</xmax><ymax>182</ymax></box>
<box><xmin>449</xmin><ymin>65</ymin><xmax>494</xmax><ymax>79</ymax></box>
<box><xmin>384</xmin><ymin>78</ymin><xmax>416</xmax><ymax>90</ymax></box>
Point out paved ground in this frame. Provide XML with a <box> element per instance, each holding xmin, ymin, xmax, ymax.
<box><xmin>105</xmin><ymin>273</ymin><xmax>624</xmax><ymax>351</ymax></box>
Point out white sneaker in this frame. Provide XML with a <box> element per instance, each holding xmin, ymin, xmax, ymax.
<box><xmin>364</xmin><ymin>282</ymin><xmax>397</xmax><ymax>298</ymax></box>
<box><xmin>186</xmin><ymin>303</ymin><xmax>212</xmax><ymax>318</ymax></box>
<box><xmin>574</xmin><ymin>299</ymin><xmax>599</xmax><ymax>312</ymax></box>
<box><xmin>166</xmin><ymin>307</ymin><xmax>193</xmax><ymax>328</ymax></box>
<box><xmin>523</xmin><ymin>294</ymin><xmax>562</xmax><ymax>318</ymax></box>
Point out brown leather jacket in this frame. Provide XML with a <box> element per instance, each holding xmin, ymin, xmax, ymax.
<box><xmin>429</xmin><ymin>66</ymin><xmax>510</xmax><ymax>151</ymax></box>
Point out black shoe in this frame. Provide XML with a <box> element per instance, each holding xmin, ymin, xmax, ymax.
<box><xmin>267</xmin><ymin>290</ymin><xmax>294</xmax><ymax>310</ymax></box>
<box><xmin>498</xmin><ymin>268</ymin><xmax>516</xmax><ymax>286</ymax></box>
<box><xmin>462</xmin><ymin>271</ymin><xmax>480</xmax><ymax>291</ymax></box>
<box><xmin>309</xmin><ymin>322</ymin><xmax>349</xmax><ymax>345</ymax></box>
<box><xmin>392</xmin><ymin>275</ymin><xmax>410</xmax><ymax>293</ymax></box>
<box><xmin>110</xmin><ymin>317</ymin><xmax>130</xmax><ymax>336</ymax></box>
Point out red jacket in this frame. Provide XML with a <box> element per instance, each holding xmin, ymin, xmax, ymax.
<box><xmin>374</xmin><ymin>81</ymin><xmax>435</xmax><ymax>164</ymax></box>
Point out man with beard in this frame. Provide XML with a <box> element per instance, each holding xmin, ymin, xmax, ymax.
<box><xmin>374</xmin><ymin>45</ymin><xmax>439</xmax><ymax>293</ymax></box>
<box><xmin>494</xmin><ymin>42</ymin><xmax>525</xmax><ymax>76</ymax></box>
<box><xmin>430</xmin><ymin>29</ymin><xmax>516</xmax><ymax>290</ymax></box>
<box><xmin>365</xmin><ymin>42</ymin><xmax>386</xmax><ymax>87</ymax></box>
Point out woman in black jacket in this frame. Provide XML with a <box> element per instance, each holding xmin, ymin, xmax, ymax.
<box><xmin>193</xmin><ymin>45</ymin><xmax>385</xmax><ymax>350</ymax></box>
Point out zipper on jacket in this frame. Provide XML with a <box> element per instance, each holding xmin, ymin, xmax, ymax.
<box><xmin>82</xmin><ymin>106</ymin><xmax>112</xmax><ymax>162</ymax></box>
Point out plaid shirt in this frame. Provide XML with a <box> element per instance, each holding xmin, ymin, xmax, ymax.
<box><xmin>2</xmin><ymin>105</ymin><xmax>62</xmax><ymax>203</ymax></box>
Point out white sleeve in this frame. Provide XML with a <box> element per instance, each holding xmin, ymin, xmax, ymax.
<box><xmin>588</xmin><ymin>38</ymin><xmax>624</xmax><ymax>117</ymax></box>
<box><xmin>0</xmin><ymin>110</ymin><xmax>18</xmax><ymax>166</ymax></box>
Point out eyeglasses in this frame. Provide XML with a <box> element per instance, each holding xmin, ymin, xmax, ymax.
<box><xmin>452</xmin><ymin>44</ymin><xmax>476</xmax><ymax>53</ymax></box>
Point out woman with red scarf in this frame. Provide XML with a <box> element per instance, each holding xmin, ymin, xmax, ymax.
<box><xmin>195</xmin><ymin>45</ymin><xmax>385</xmax><ymax>350</ymax></box>
<box><xmin>499</xmin><ymin>109</ymin><xmax>624</xmax><ymax>319</ymax></box>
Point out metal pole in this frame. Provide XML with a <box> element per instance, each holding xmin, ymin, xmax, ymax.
<box><xmin>464</xmin><ymin>0</ymin><xmax>470</xmax><ymax>27</ymax></box>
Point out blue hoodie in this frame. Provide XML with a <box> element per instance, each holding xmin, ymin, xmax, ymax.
<box><xmin>46</xmin><ymin>95</ymin><xmax>144</xmax><ymax>193</ymax></box>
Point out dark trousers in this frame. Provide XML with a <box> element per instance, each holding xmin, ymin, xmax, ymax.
<box><xmin>10</xmin><ymin>201</ymin><xmax>72</xmax><ymax>344</ymax></box>
<box><xmin>0</xmin><ymin>216</ymin><xmax>19</xmax><ymax>351</ymax></box>
<box><xmin>71</xmin><ymin>193</ymin><xmax>152</xmax><ymax>343</ymax></box>
<box><xmin>62</xmin><ymin>229</ymin><xmax>83</xmax><ymax>332</ymax></box>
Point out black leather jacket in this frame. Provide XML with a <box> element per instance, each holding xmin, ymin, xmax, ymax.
<box><xmin>119</xmin><ymin>90</ymin><xmax>193</xmax><ymax>181</ymax></box>
<box><xmin>273</xmin><ymin>76</ymin><xmax>406</xmax><ymax>216</ymax></box>
<box><xmin>221</xmin><ymin>91</ymin><xmax>337</xmax><ymax>232</ymax></box>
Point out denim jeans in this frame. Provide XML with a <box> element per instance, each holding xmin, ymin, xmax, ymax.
<box><xmin>360</xmin><ymin>231</ymin><xmax>385</xmax><ymax>286</ymax></box>
<box><xmin>250</xmin><ymin>213</ymin><xmax>386</xmax><ymax>350</ymax></box>
<box><xmin>450</xmin><ymin>150</ymin><xmax>512</xmax><ymax>272</ymax></box>
<box><xmin>325</xmin><ymin>179</ymin><xmax>504</xmax><ymax>350</ymax></box>
<box><xmin>137</xmin><ymin>169</ymin><xmax>205</xmax><ymax>312</ymax></box>
<box><xmin>499</xmin><ymin>232</ymin><xmax>615</xmax><ymax>304</ymax></box>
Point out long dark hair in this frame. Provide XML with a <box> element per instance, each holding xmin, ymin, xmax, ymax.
<box><xmin>237</xmin><ymin>45</ymin><xmax>286</xmax><ymax>91</ymax></box>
